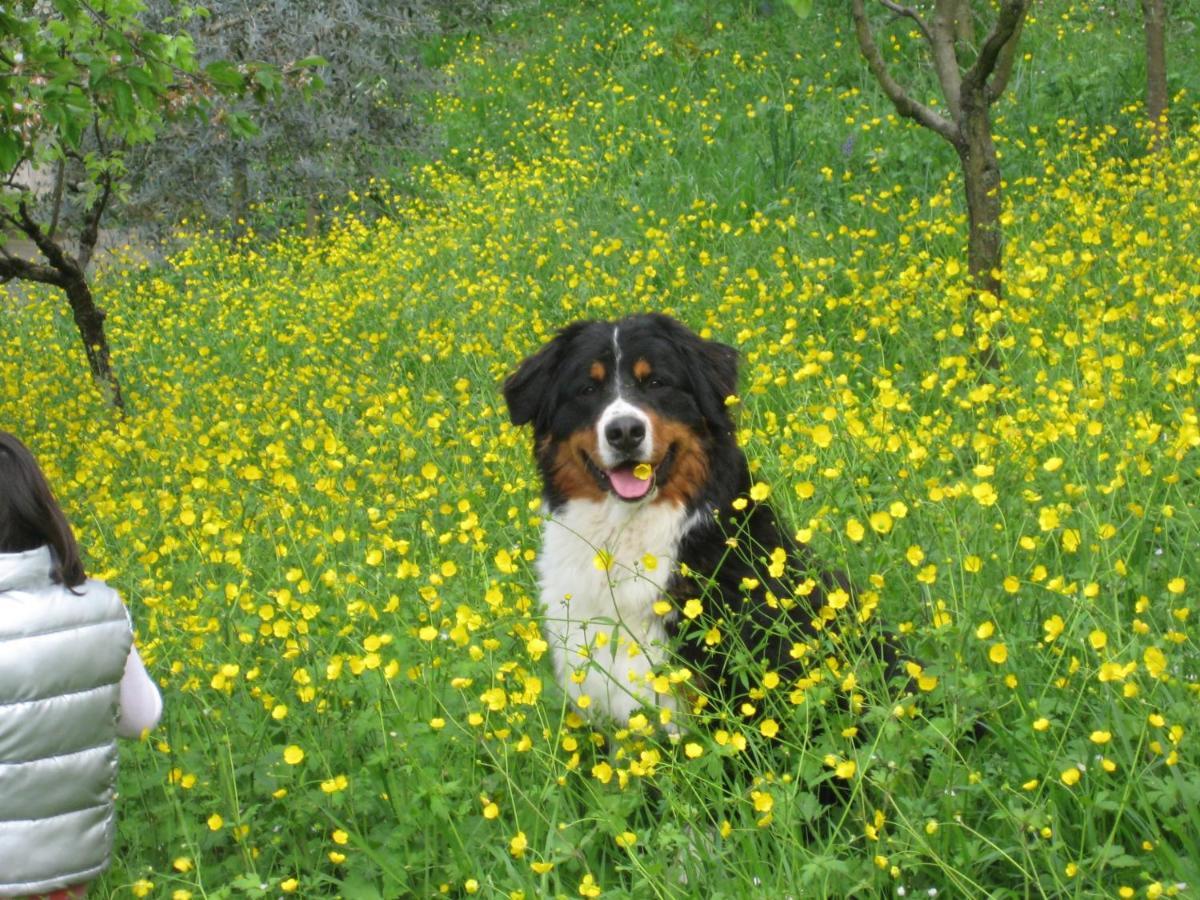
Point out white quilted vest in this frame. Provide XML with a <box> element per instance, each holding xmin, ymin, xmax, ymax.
<box><xmin>0</xmin><ymin>546</ymin><xmax>132</xmax><ymax>895</ymax></box>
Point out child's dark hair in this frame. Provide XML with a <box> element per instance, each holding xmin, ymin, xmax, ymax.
<box><xmin>0</xmin><ymin>431</ymin><xmax>85</xmax><ymax>588</ymax></box>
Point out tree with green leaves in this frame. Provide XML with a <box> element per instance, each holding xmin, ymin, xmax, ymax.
<box><xmin>847</xmin><ymin>0</ymin><xmax>1030</xmax><ymax>370</ymax></box>
<box><xmin>0</xmin><ymin>0</ymin><xmax>311</xmax><ymax>410</ymax></box>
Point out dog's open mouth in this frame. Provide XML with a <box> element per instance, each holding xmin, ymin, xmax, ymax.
<box><xmin>583</xmin><ymin>446</ymin><xmax>676</xmax><ymax>502</ymax></box>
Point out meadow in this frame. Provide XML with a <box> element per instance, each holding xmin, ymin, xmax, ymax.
<box><xmin>2</xmin><ymin>0</ymin><xmax>1200</xmax><ymax>896</ymax></box>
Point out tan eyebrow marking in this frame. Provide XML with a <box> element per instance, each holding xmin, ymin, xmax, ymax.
<box><xmin>590</xmin><ymin>360</ymin><xmax>606</xmax><ymax>381</ymax></box>
<box><xmin>633</xmin><ymin>358</ymin><xmax>652</xmax><ymax>381</ymax></box>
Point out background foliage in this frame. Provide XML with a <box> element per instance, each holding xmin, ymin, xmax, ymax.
<box><xmin>123</xmin><ymin>0</ymin><xmax>507</xmax><ymax>234</ymax></box>
<box><xmin>2</xmin><ymin>0</ymin><xmax>1200</xmax><ymax>896</ymax></box>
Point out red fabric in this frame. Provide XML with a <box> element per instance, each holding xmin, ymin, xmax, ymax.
<box><xmin>21</xmin><ymin>886</ymin><xmax>87</xmax><ymax>900</ymax></box>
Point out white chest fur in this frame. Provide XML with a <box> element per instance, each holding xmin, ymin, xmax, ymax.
<box><xmin>537</xmin><ymin>497</ymin><xmax>691</xmax><ymax>725</ymax></box>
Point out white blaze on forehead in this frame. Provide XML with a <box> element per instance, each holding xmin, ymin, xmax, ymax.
<box><xmin>597</xmin><ymin>397</ymin><xmax>653</xmax><ymax>467</ymax></box>
<box><xmin>597</xmin><ymin>323</ymin><xmax>652</xmax><ymax>466</ymax></box>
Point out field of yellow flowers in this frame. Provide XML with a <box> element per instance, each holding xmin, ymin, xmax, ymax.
<box><xmin>3</xmin><ymin>0</ymin><xmax>1200</xmax><ymax>896</ymax></box>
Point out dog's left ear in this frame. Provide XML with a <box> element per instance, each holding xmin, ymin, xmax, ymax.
<box><xmin>504</xmin><ymin>343</ymin><xmax>558</xmax><ymax>428</ymax></box>
<box><xmin>503</xmin><ymin>323</ymin><xmax>585</xmax><ymax>429</ymax></box>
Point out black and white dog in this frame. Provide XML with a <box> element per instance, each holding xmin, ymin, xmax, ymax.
<box><xmin>504</xmin><ymin>313</ymin><xmax>891</xmax><ymax>728</ymax></box>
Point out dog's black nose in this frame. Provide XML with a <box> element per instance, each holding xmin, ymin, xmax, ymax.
<box><xmin>605</xmin><ymin>416</ymin><xmax>646</xmax><ymax>454</ymax></box>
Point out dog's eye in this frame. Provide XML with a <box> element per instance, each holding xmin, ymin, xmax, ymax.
<box><xmin>647</xmin><ymin>378</ymin><xmax>667</xmax><ymax>390</ymax></box>
<box><xmin>578</xmin><ymin>383</ymin><xmax>598</xmax><ymax>397</ymax></box>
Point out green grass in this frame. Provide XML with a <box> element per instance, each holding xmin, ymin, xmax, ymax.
<box><xmin>2</xmin><ymin>0</ymin><xmax>1200</xmax><ymax>896</ymax></box>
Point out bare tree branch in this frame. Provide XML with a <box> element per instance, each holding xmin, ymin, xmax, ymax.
<box><xmin>15</xmin><ymin>200</ymin><xmax>81</xmax><ymax>277</ymax></box>
<box><xmin>850</xmin><ymin>0</ymin><xmax>959</xmax><ymax>144</ymax></box>
<box><xmin>955</xmin><ymin>2</ymin><xmax>974</xmax><ymax>45</ymax></box>
<box><xmin>48</xmin><ymin>158</ymin><xmax>66</xmax><ymax>239</ymax></box>
<box><xmin>4</xmin><ymin>168</ymin><xmax>31</xmax><ymax>189</ymax></box>
<box><xmin>964</xmin><ymin>0</ymin><xmax>1029</xmax><ymax>94</ymax></box>
<box><xmin>77</xmin><ymin>170</ymin><xmax>112</xmax><ymax>273</ymax></box>
<box><xmin>195</xmin><ymin>0</ymin><xmax>275</xmax><ymax>37</ymax></box>
<box><xmin>0</xmin><ymin>246</ymin><xmax>68</xmax><ymax>286</ymax></box>
<box><xmin>877</xmin><ymin>0</ymin><xmax>934</xmax><ymax>45</ymax></box>
<box><xmin>985</xmin><ymin>6</ymin><xmax>1028</xmax><ymax>103</ymax></box>
<box><xmin>929</xmin><ymin>0</ymin><xmax>964</xmax><ymax>119</ymax></box>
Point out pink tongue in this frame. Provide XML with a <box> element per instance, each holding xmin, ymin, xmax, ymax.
<box><xmin>608</xmin><ymin>465</ymin><xmax>652</xmax><ymax>499</ymax></box>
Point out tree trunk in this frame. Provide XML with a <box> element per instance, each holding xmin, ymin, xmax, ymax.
<box><xmin>1142</xmin><ymin>0</ymin><xmax>1167</xmax><ymax>148</ymax></box>
<box><xmin>305</xmin><ymin>198</ymin><xmax>319</xmax><ymax>237</ymax></box>
<box><xmin>63</xmin><ymin>273</ymin><xmax>126</xmax><ymax>410</ymax></box>
<box><xmin>954</xmin><ymin>0</ymin><xmax>973</xmax><ymax>45</ymax></box>
<box><xmin>955</xmin><ymin>85</ymin><xmax>1003</xmax><ymax>370</ymax></box>
<box><xmin>7</xmin><ymin>200</ymin><xmax>126</xmax><ymax>411</ymax></box>
<box><xmin>849</xmin><ymin>0</ymin><xmax>1028</xmax><ymax>373</ymax></box>
<box><xmin>231</xmin><ymin>151</ymin><xmax>250</xmax><ymax>240</ymax></box>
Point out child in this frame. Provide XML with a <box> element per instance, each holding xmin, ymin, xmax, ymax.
<box><xmin>0</xmin><ymin>432</ymin><xmax>162</xmax><ymax>900</ymax></box>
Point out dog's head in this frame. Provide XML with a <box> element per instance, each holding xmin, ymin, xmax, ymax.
<box><xmin>504</xmin><ymin>313</ymin><xmax>738</xmax><ymax>508</ymax></box>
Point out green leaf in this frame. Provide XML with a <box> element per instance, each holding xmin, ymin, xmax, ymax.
<box><xmin>224</xmin><ymin>874</ymin><xmax>270</xmax><ymax>897</ymax></box>
<box><xmin>226</xmin><ymin>110</ymin><xmax>261</xmax><ymax>139</ymax></box>
<box><xmin>111</xmin><ymin>80</ymin><xmax>135</xmax><ymax>122</ymax></box>
<box><xmin>49</xmin><ymin>0</ymin><xmax>83</xmax><ymax>19</ymax></box>
<box><xmin>46</xmin><ymin>19</ymin><xmax>73</xmax><ymax>41</ymax></box>
<box><xmin>205</xmin><ymin>60</ymin><xmax>245</xmax><ymax>93</ymax></box>
<box><xmin>0</xmin><ymin>132</ymin><xmax>23</xmax><ymax>172</ymax></box>
<box><xmin>784</xmin><ymin>0</ymin><xmax>813</xmax><ymax>18</ymax></box>
<box><xmin>252</xmin><ymin>66</ymin><xmax>281</xmax><ymax>94</ymax></box>
<box><xmin>125</xmin><ymin>67</ymin><xmax>157</xmax><ymax>88</ymax></box>
<box><xmin>338</xmin><ymin>876</ymin><xmax>385</xmax><ymax>900</ymax></box>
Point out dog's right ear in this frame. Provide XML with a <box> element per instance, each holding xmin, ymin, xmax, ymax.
<box><xmin>503</xmin><ymin>324</ymin><xmax>584</xmax><ymax>428</ymax></box>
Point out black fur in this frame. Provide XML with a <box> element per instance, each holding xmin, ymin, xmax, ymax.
<box><xmin>504</xmin><ymin>313</ymin><xmax>740</xmax><ymax>513</ymax></box>
<box><xmin>505</xmin><ymin>313</ymin><xmax>902</xmax><ymax>714</ymax></box>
